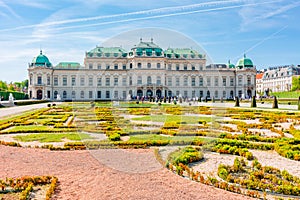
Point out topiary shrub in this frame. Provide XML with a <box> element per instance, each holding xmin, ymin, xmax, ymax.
<box><xmin>251</xmin><ymin>96</ymin><xmax>257</xmax><ymax>108</ymax></box>
<box><xmin>235</xmin><ymin>96</ymin><xmax>240</xmax><ymax>107</ymax></box>
<box><xmin>272</xmin><ymin>96</ymin><xmax>278</xmax><ymax>109</ymax></box>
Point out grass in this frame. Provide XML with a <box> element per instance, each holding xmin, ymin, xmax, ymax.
<box><xmin>14</xmin><ymin>133</ymin><xmax>93</xmax><ymax>142</ymax></box>
<box><xmin>128</xmin><ymin>134</ymin><xmax>212</xmax><ymax>144</ymax></box>
<box><xmin>131</xmin><ymin>115</ymin><xmax>212</xmax><ymax>124</ymax></box>
<box><xmin>270</xmin><ymin>91</ymin><xmax>300</xmax><ymax>98</ymax></box>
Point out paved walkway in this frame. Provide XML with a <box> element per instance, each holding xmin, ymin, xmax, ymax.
<box><xmin>0</xmin><ymin>102</ymin><xmax>55</xmax><ymax>118</ymax></box>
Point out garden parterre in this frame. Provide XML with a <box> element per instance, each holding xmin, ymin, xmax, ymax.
<box><xmin>0</xmin><ymin>101</ymin><xmax>299</xmax><ymax>199</ymax></box>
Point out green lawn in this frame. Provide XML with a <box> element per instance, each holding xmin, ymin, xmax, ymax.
<box><xmin>131</xmin><ymin>115</ymin><xmax>212</xmax><ymax>124</ymax></box>
<box><xmin>128</xmin><ymin>134</ymin><xmax>211</xmax><ymax>144</ymax></box>
<box><xmin>14</xmin><ymin>133</ymin><xmax>93</xmax><ymax>142</ymax></box>
<box><xmin>271</xmin><ymin>91</ymin><xmax>300</xmax><ymax>98</ymax></box>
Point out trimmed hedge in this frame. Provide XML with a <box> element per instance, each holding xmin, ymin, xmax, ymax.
<box><xmin>0</xmin><ymin>91</ymin><xmax>28</xmax><ymax>100</ymax></box>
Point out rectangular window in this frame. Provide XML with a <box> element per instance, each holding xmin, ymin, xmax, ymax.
<box><xmin>199</xmin><ymin>90</ymin><xmax>203</xmax><ymax>97</ymax></box>
<box><xmin>137</xmin><ymin>76</ymin><xmax>142</xmax><ymax>85</ymax></box>
<box><xmin>80</xmin><ymin>91</ymin><xmax>84</xmax><ymax>98</ymax></box>
<box><xmin>106</xmin><ymin>65</ymin><xmax>110</xmax><ymax>70</ymax></box>
<box><xmin>72</xmin><ymin>77</ymin><xmax>76</xmax><ymax>86</ymax></box>
<box><xmin>168</xmin><ymin>64</ymin><xmax>171</xmax><ymax>70</ymax></box>
<box><xmin>89</xmin><ymin>77</ymin><xmax>93</xmax><ymax>86</ymax></box>
<box><xmin>63</xmin><ymin>77</ymin><xmax>67</xmax><ymax>86</ymax></box>
<box><xmin>106</xmin><ymin>91</ymin><xmax>110</xmax><ymax>98</ymax></box>
<box><xmin>54</xmin><ymin>77</ymin><xmax>58</xmax><ymax>86</ymax></box>
<box><xmin>223</xmin><ymin>91</ymin><xmax>226</xmax><ymax>98</ymax></box>
<box><xmin>80</xmin><ymin>77</ymin><xmax>85</xmax><ymax>86</ymax></box>
<box><xmin>184</xmin><ymin>64</ymin><xmax>187</xmax><ymax>70</ymax></box>
<box><xmin>37</xmin><ymin>76</ymin><xmax>42</xmax><ymax>85</ymax></box>
<box><xmin>176</xmin><ymin>64</ymin><xmax>179</xmax><ymax>71</ymax></box>
<box><xmin>214</xmin><ymin>77</ymin><xmax>218</xmax><ymax>87</ymax></box>
<box><xmin>168</xmin><ymin>77</ymin><xmax>172</xmax><ymax>86</ymax></box>
<box><xmin>157</xmin><ymin>63</ymin><xmax>161</xmax><ymax>69</ymax></box>
<box><xmin>247</xmin><ymin>76</ymin><xmax>251</xmax><ymax>85</ymax></box>
<box><xmin>122</xmin><ymin>77</ymin><xmax>126</xmax><ymax>86</ymax></box>
<box><xmin>184</xmin><ymin>91</ymin><xmax>188</xmax><ymax>97</ymax></box>
<box><xmin>238</xmin><ymin>76</ymin><xmax>243</xmax><ymax>86</ymax></box>
<box><xmin>184</xmin><ymin>77</ymin><xmax>188</xmax><ymax>86</ymax></box>
<box><xmin>47</xmin><ymin>77</ymin><xmax>50</xmax><ymax>85</ymax></box>
<box><xmin>176</xmin><ymin>77</ymin><xmax>180</xmax><ymax>86</ymax></box>
<box><xmin>215</xmin><ymin>91</ymin><xmax>218</xmax><ymax>98</ymax></box>
<box><xmin>106</xmin><ymin>78</ymin><xmax>110</xmax><ymax>86</ymax></box>
<box><xmin>192</xmin><ymin>90</ymin><xmax>195</xmax><ymax>97</ymax></box>
<box><xmin>176</xmin><ymin>91</ymin><xmax>180</xmax><ymax>96</ymax></box>
<box><xmin>207</xmin><ymin>77</ymin><xmax>211</xmax><ymax>87</ymax></box>
<box><xmin>114</xmin><ymin>77</ymin><xmax>118</xmax><ymax>86</ymax></box>
<box><xmin>191</xmin><ymin>77</ymin><xmax>195</xmax><ymax>86</ymax></box>
<box><xmin>114</xmin><ymin>91</ymin><xmax>118</xmax><ymax>98</ymax></box>
<box><xmin>222</xmin><ymin>77</ymin><xmax>226</xmax><ymax>86</ymax></box>
<box><xmin>114</xmin><ymin>65</ymin><xmax>118</xmax><ymax>70</ymax></box>
<box><xmin>89</xmin><ymin>91</ymin><xmax>93</xmax><ymax>98</ymax></box>
<box><xmin>199</xmin><ymin>77</ymin><xmax>203</xmax><ymax>86</ymax></box>
<box><xmin>97</xmin><ymin>91</ymin><xmax>101</xmax><ymax>98</ymax></box>
<box><xmin>89</xmin><ymin>63</ymin><xmax>93</xmax><ymax>69</ymax></box>
<box><xmin>230</xmin><ymin>77</ymin><xmax>234</xmax><ymax>86</ymax></box>
<box><xmin>122</xmin><ymin>91</ymin><xmax>126</xmax><ymax>99</ymax></box>
<box><xmin>156</xmin><ymin>77</ymin><xmax>161</xmax><ymax>85</ymax></box>
<box><xmin>97</xmin><ymin>64</ymin><xmax>101</xmax><ymax>69</ymax></box>
<box><xmin>123</xmin><ymin>65</ymin><xmax>126</xmax><ymax>70</ymax></box>
<box><xmin>97</xmin><ymin>78</ymin><xmax>102</xmax><ymax>86</ymax></box>
<box><xmin>238</xmin><ymin>90</ymin><xmax>242</xmax><ymax>98</ymax></box>
<box><xmin>129</xmin><ymin>76</ymin><xmax>132</xmax><ymax>86</ymax></box>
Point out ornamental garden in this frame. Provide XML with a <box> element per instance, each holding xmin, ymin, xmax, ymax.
<box><xmin>0</xmin><ymin>100</ymin><xmax>300</xmax><ymax>199</ymax></box>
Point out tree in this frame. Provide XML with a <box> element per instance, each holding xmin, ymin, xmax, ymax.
<box><xmin>0</xmin><ymin>81</ymin><xmax>8</xmax><ymax>90</ymax></box>
<box><xmin>251</xmin><ymin>96</ymin><xmax>257</xmax><ymax>108</ymax></box>
<box><xmin>291</xmin><ymin>76</ymin><xmax>300</xmax><ymax>91</ymax></box>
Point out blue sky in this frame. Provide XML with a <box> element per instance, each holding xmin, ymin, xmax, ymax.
<box><xmin>0</xmin><ymin>0</ymin><xmax>300</xmax><ymax>82</ymax></box>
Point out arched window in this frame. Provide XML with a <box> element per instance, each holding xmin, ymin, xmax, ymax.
<box><xmin>63</xmin><ymin>91</ymin><xmax>67</xmax><ymax>99</ymax></box>
<box><xmin>147</xmin><ymin>63</ymin><xmax>151</xmax><ymax>68</ymax></box>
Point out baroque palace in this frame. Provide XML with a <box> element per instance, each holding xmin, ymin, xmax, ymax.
<box><xmin>28</xmin><ymin>39</ymin><xmax>256</xmax><ymax>101</ymax></box>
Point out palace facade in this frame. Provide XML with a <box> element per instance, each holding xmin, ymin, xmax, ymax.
<box><xmin>28</xmin><ymin>39</ymin><xmax>256</xmax><ymax>101</ymax></box>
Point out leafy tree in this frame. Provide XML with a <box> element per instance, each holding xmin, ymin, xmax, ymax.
<box><xmin>0</xmin><ymin>81</ymin><xmax>8</xmax><ymax>90</ymax></box>
<box><xmin>291</xmin><ymin>76</ymin><xmax>300</xmax><ymax>91</ymax></box>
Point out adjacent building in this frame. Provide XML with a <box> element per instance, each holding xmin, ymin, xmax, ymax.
<box><xmin>28</xmin><ymin>39</ymin><xmax>257</xmax><ymax>101</ymax></box>
<box><xmin>259</xmin><ymin>65</ymin><xmax>300</xmax><ymax>95</ymax></box>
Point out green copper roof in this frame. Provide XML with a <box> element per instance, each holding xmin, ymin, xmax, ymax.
<box><xmin>236</xmin><ymin>54</ymin><xmax>254</xmax><ymax>69</ymax></box>
<box><xmin>87</xmin><ymin>47</ymin><xmax>127</xmax><ymax>57</ymax></box>
<box><xmin>131</xmin><ymin>39</ymin><xmax>163</xmax><ymax>56</ymax></box>
<box><xmin>55</xmin><ymin>62</ymin><xmax>82</xmax><ymax>69</ymax></box>
<box><xmin>32</xmin><ymin>50</ymin><xmax>52</xmax><ymax>67</ymax></box>
<box><xmin>164</xmin><ymin>48</ymin><xmax>203</xmax><ymax>59</ymax></box>
<box><xmin>227</xmin><ymin>60</ymin><xmax>235</xmax><ymax>68</ymax></box>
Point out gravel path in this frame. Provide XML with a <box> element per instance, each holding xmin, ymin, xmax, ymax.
<box><xmin>250</xmin><ymin>150</ymin><xmax>300</xmax><ymax>177</ymax></box>
<box><xmin>0</xmin><ymin>146</ymin><xmax>254</xmax><ymax>200</ymax></box>
<box><xmin>0</xmin><ymin>102</ymin><xmax>58</xmax><ymax>118</ymax></box>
